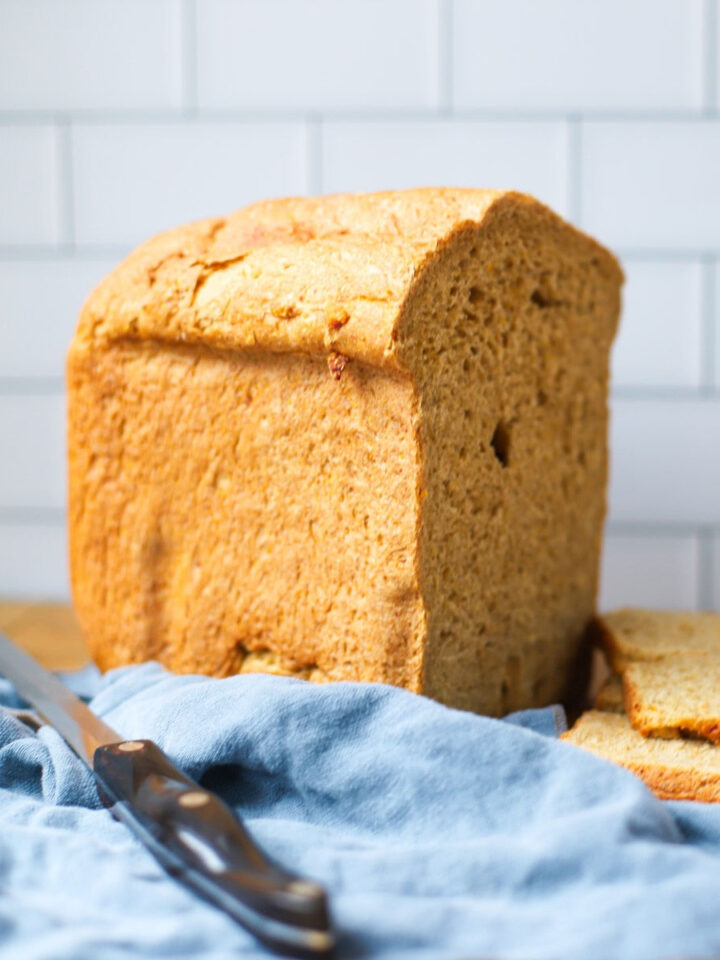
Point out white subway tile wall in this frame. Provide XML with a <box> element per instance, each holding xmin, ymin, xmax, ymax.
<box><xmin>599</xmin><ymin>533</ymin><xmax>700</xmax><ymax>611</ymax></box>
<box><xmin>0</xmin><ymin>259</ymin><xmax>116</xmax><ymax>379</ymax></box>
<box><xmin>0</xmin><ymin>524</ymin><xmax>69</xmax><ymax>600</ymax></box>
<box><xmin>609</xmin><ymin>399</ymin><xmax>720</xmax><ymax>526</ymax></box>
<box><xmin>612</xmin><ymin>260</ymin><xmax>704</xmax><ymax>390</ymax></box>
<box><xmin>0</xmin><ymin>126</ymin><xmax>62</xmax><ymax>245</ymax></box>
<box><xmin>452</xmin><ymin>0</ymin><xmax>705</xmax><ymax>112</ymax></box>
<box><xmin>0</xmin><ymin>0</ymin><xmax>184</xmax><ymax>112</ymax></box>
<box><xmin>0</xmin><ymin>395</ymin><xmax>66</xmax><ymax>510</ymax></box>
<box><xmin>321</xmin><ymin>121</ymin><xmax>569</xmax><ymax>213</ymax></box>
<box><xmin>0</xmin><ymin>0</ymin><xmax>717</xmax><ymax>609</ymax></box>
<box><xmin>72</xmin><ymin>122</ymin><xmax>308</xmax><ymax>246</ymax></box>
<box><xmin>196</xmin><ymin>0</ymin><xmax>441</xmax><ymax>112</ymax></box>
<box><xmin>581</xmin><ymin>122</ymin><xmax>720</xmax><ymax>249</ymax></box>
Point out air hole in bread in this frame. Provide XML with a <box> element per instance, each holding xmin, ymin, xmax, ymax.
<box><xmin>530</xmin><ymin>288</ymin><xmax>551</xmax><ymax>308</ymax></box>
<box><xmin>490</xmin><ymin>421</ymin><xmax>511</xmax><ymax>468</ymax></box>
<box><xmin>468</xmin><ymin>286</ymin><xmax>483</xmax><ymax>304</ymax></box>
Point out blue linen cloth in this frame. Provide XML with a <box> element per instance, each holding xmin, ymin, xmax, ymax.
<box><xmin>1</xmin><ymin>662</ymin><xmax>720</xmax><ymax>960</ymax></box>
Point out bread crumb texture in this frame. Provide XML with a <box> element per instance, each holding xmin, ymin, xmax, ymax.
<box><xmin>68</xmin><ymin>188</ymin><xmax>622</xmax><ymax>714</ymax></box>
<box><xmin>595</xmin><ymin>608</ymin><xmax>720</xmax><ymax>672</ymax></box>
<box><xmin>592</xmin><ymin>609</ymin><xmax>720</xmax><ymax>742</ymax></box>
<box><xmin>593</xmin><ymin>675</ymin><xmax>625</xmax><ymax>713</ymax></box>
<box><xmin>562</xmin><ymin>710</ymin><xmax>720</xmax><ymax>802</ymax></box>
<box><xmin>568</xmin><ymin>610</ymin><xmax>720</xmax><ymax>799</ymax></box>
<box><xmin>623</xmin><ymin>654</ymin><xmax>720</xmax><ymax>744</ymax></box>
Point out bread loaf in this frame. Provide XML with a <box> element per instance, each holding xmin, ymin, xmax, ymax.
<box><xmin>67</xmin><ymin>188</ymin><xmax>622</xmax><ymax>714</ymax></box>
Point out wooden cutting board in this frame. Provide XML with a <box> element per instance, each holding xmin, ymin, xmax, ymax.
<box><xmin>0</xmin><ymin>602</ymin><xmax>89</xmax><ymax>670</ymax></box>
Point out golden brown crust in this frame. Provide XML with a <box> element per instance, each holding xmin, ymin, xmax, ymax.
<box><xmin>562</xmin><ymin>711</ymin><xmax>720</xmax><ymax>802</ymax></box>
<box><xmin>68</xmin><ymin>343</ymin><xmax>424</xmax><ymax>686</ymax></box>
<box><xmin>622</xmin><ymin>764</ymin><xmax>720</xmax><ymax>803</ymax></box>
<box><xmin>68</xmin><ymin>188</ymin><xmax>622</xmax><ymax>712</ymax></box>
<box><xmin>73</xmin><ymin>188</ymin><xmax>621</xmax><ymax>372</ymax></box>
<box><xmin>622</xmin><ymin>671</ymin><xmax>682</xmax><ymax>740</ymax></box>
<box><xmin>622</xmin><ymin>656</ymin><xmax>720</xmax><ymax>744</ymax></box>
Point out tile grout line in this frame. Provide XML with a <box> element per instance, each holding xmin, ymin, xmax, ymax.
<box><xmin>611</xmin><ymin>387</ymin><xmax>720</xmax><ymax>400</ymax></box>
<box><xmin>607</xmin><ymin>522</ymin><xmax>720</xmax><ymax>536</ymax></box>
<box><xmin>702</xmin><ymin>256</ymin><xmax>717</xmax><ymax>390</ymax></box>
<box><xmin>0</xmin><ymin>508</ymin><xmax>66</xmax><ymax>526</ymax></box>
<box><xmin>566</xmin><ymin>115</ymin><xmax>582</xmax><ymax>225</ymax></box>
<box><xmin>306</xmin><ymin>117</ymin><xmax>323</xmax><ymax>194</ymax></box>
<box><xmin>56</xmin><ymin>117</ymin><xmax>75</xmax><ymax>248</ymax></box>
<box><xmin>0</xmin><ymin>378</ymin><xmax>65</xmax><ymax>396</ymax></box>
<box><xmin>700</xmin><ymin>256</ymin><xmax>717</xmax><ymax>395</ymax></box>
<box><xmin>703</xmin><ymin>0</ymin><xmax>718</xmax><ymax>114</ymax></box>
<box><xmin>697</xmin><ymin>528</ymin><xmax>716</xmax><ymax>608</ymax></box>
<box><xmin>2</xmin><ymin>109</ymin><xmax>718</xmax><ymax>125</ymax></box>
<box><xmin>437</xmin><ymin>0</ymin><xmax>453</xmax><ymax>115</ymax></box>
<box><xmin>0</xmin><ymin>245</ymin><xmax>131</xmax><ymax>261</ymax></box>
<box><xmin>181</xmin><ymin>0</ymin><xmax>198</xmax><ymax>117</ymax></box>
<box><xmin>617</xmin><ymin>249</ymin><xmax>720</xmax><ymax>262</ymax></box>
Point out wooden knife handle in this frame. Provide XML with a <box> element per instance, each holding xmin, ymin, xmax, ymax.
<box><xmin>93</xmin><ymin>739</ymin><xmax>332</xmax><ymax>957</ymax></box>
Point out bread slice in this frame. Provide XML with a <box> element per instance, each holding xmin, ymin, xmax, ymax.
<box><xmin>594</xmin><ymin>609</ymin><xmax>720</xmax><ymax>673</ymax></box>
<box><xmin>67</xmin><ymin>188</ymin><xmax>622</xmax><ymax>714</ymax></box>
<box><xmin>623</xmin><ymin>655</ymin><xmax>720</xmax><ymax>743</ymax></box>
<box><xmin>593</xmin><ymin>674</ymin><xmax>624</xmax><ymax>712</ymax></box>
<box><xmin>562</xmin><ymin>710</ymin><xmax>720</xmax><ymax>802</ymax></box>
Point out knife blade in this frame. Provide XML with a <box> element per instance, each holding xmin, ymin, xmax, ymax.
<box><xmin>0</xmin><ymin>631</ymin><xmax>333</xmax><ymax>957</ymax></box>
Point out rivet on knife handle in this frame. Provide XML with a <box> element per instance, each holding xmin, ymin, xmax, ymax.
<box><xmin>0</xmin><ymin>633</ymin><xmax>333</xmax><ymax>956</ymax></box>
<box><xmin>93</xmin><ymin>739</ymin><xmax>333</xmax><ymax>957</ymax></box>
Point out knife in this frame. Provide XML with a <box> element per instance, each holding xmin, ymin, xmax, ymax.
<box><xmin>0</xmin><ymin>632</ymin><xmax>333</xmax><ymax>958</ymax></box>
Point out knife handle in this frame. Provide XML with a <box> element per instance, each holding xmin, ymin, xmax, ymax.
<box><xmin>93</xmin><ymin>739</ymin><xmax>332</xmax><ymax>957</ymax></box>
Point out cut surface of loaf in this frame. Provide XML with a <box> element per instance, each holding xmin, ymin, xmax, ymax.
<box><xmin>623</xmin><ymin>655</ymin><xmax>720</xmax><ymax>743</ymax></box>
<box><xmin>595</xmin><ymin>609</ymin><xmax>720</xmax><ymax>673</ymax></box>
<box><xmin>562</xmin><ymin>711</ymin><xmax>720</xmax><ymax>802</ymax></box>
<box><xmin>68</xmin><ymin>188</ymin><xmax>622</xmax><ymax>715</ymax></box>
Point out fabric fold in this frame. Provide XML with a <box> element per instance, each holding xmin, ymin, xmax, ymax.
<box><xmin>0</xmin><ymin>662</ymin><xmax>719</xmax><ymax>960</ymax></box>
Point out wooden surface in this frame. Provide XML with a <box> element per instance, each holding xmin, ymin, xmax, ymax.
<box><xmin>0</xmin><ymin>602</ymin><xmax>89</xmax><ymax>670</ymax></box>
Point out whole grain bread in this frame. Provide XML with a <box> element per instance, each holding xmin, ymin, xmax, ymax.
<box><xmin>595</xmin><ymin>609</ymin><xmax>720</xmax><ymax>673</ymax></box>
<box><xmin>593</xmin><ymin>675</ymin><xmax>624</xmax><ymax>713</ymax></box>
<box><xmin>67</xmin><ymin>188</ymin><xmax>622</xmax><ymax>714</ymax></box>
<box><xmin>562</xmin><ymin>710</ymin><xmax>720</xmax><ymax>802</ymax></box>
<box><xmin>623</xmin><ymin>654</ymin><xmax>720</xmax><ymax>743</ymax></box>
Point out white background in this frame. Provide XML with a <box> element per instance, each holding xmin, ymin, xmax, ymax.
<box><xmin>0</xmin><ymin>0</ymin><xmax>718</xmax><ymax>612</ymax></box>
